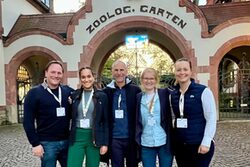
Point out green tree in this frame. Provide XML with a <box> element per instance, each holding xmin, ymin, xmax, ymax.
<box><xmin>101</xmin><ymin>42</ymin><xmax>174</xmax><ymax>86</ymax></box>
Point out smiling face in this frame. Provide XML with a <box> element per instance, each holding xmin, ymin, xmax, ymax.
<box><xmin>79</xmin><ymin>68</ymin><xmax>95</xmax><ymax>90</ymax></box>
<box><xmin>174</xmin><ymin>60</ymin><xmax>192</xmax><ymax>84</ymax></box>
<box><xmin>141</xmin><ymin>68</ymin><xmax>158</xmax><ymax>93</ymax></box>
<box><xmin>45</xmin><ymin>63</ymin><xmax>63</xmax><ymax>89</ymax></box>
<box><xmin>111</xmin><ymin>61</ymin><xmax>128</xmax><ymax>87</ymax></box>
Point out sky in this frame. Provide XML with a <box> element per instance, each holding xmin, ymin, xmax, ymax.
<box><xmin>53</xmin><ymin>0</ymin><xmax>207</xmax><ymax>13</ymax></box>
<box><xmin>54</xmin><ymin>0</ymin><xmax>81</xmax><ymax>13</ymax></box>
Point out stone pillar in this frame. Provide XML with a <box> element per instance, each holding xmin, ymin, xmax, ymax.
<box><xmin>0</xmin><ymin>108</ymin><xmax>7</xmax><ymax>125</ymax></box>
<box><xmin>6</xmin><ymin>105</ymin><xmax>18</xmax><ymax>124</ymax></box>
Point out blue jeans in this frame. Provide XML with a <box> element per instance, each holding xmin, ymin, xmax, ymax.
<box><xmin>141</xmin><ymin>144</ymin><xmax>173</xmax><ymax>167</ymax></box>
<box><xmin>40</xmin><ymin>140</ymin><xmax>68</xmax><ymax>167</ymax></box>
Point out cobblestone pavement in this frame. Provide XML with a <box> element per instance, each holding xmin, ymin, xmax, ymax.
<box><xmin>0</xmin><ymin>121</ymin><xmax>249</xmax><ymax>167</ymax></box>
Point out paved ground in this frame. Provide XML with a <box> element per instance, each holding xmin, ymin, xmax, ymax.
<box><xmin>0</xmin><ymin>121</ymin><xmax>249</xmax><ymax>167</ymax></box>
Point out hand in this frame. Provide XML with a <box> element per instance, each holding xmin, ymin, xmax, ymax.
<box><xmin>32</xmin><ymin>145</ymin><xmax>44</xmax><ymax>158</ymax></box>
<box><xmin>68</xmin><ymin>97</ymin><xmax>72</xmax><ymax>104</ymax></box>
<box><xmin>198</xmin><ymin>145</ymin><xmax>210</xmax><ymax>154</ymax></box>
<box><xmin>100</xmin><ymin>146</ymin><xmax>108</xmax><ymax>155</ymax></box>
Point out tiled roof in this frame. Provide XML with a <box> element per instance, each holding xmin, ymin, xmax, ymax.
<box><xmin>6</xmin><ymin>2</ymin><xmax>250</xmax><ymax>39</ymax></box>
<box><xmin>8</xmin><ymin>13</ymin><xmax>74</xmax><ymax>38</ymax></box>
<box><xmin>199</xmin><ymin>2</ymin><xmax>250</xmax><ymax>31</ymax></box>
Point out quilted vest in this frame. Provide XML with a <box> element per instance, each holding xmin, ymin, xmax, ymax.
<box><xmin>171</xmin><ymin>80</ymin><xmax>206</xmax><ymax>144</ymax></box>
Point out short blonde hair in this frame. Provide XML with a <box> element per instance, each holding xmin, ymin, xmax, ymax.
<box><xmin>140</xmin><ymin>68</ymin><xmax>159</xmax><ymax>84</ymax></box>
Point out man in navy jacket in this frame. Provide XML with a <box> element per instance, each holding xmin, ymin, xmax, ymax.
<box><xmin>103</xmin><ymin>60</ymin><xmax>141</xmax><ymax>167</ymax></box>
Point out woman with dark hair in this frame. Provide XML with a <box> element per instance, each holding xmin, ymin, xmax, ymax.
<box><xmin>67</xmin><ymin>67</ymin><xmax>109</xmax><ymax>167</ymax></box>
<box><xmin>171</xmin><ymin>58</ymin><xmax>217</xmax><ymax>167</ymax></box>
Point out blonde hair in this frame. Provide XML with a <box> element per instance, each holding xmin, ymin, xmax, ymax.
<box><xmin>175</xmin><ymin>57</ymin><xmax>192</xmax><ymax>70</ymax></box>
<box><xmin>140</xmin><ymin>68</ymin><xmax>159</xmax><ymax>89</ymax></box>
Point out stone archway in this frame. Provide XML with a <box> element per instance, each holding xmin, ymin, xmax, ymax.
<box><xmin>209</xmin><ymin>35</ymin><xmax>250</xmax><ymax>119</ymax></box>
<box><xmin>79</xmin><ymin>16</ymin><xmax>195</xmax><ymax>80</ymax></box>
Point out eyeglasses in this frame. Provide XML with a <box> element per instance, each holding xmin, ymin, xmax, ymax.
<box><xmin>143</xmin><ymin>78</ymin><xmax>155</xmax><ymax>81</ymax></box>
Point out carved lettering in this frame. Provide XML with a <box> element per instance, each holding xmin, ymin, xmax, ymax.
<box><xmin>148</xmin><ymin>6</ymin><xmax>156</xmax><ymax>14</ymax></box>
<box><xmin>93</xmin><ymin>20</ymin><xmax>101</xmax><ymax>28</ymax></box>
<box><xmin>165</xmin><ymin>11</ymin><xmax>173</xmax><ymax>19</ymax></box>
<box><xmin>115</xmin><ymin>8</ymin><xmax>122</xmax><ymax>15</ymax></box>
<box><xmin>124</xmin><ymin>6</ymin><xmax>131</xmax><ymax>13</ymax></box>
<box><xmin>157</xmin><ymin>8</ymin><xmax>164</xmax><ymax>17</ymax></box>
<box><xmin>172</xmin><ymin>15</ymin><xmax>179</xmax><ymax>24</ymax></box>
<box><xmin>86</xmin><ymin>25</ymin><xmax>95</xmax><ymax>34</ymax></box>
<box><xmin>86</xmin><ymin>5</ymin><xmax>188</xmax><ymax>34</ymax></box>
<box><xmin>100</xmin><ymin>15</ymin><xmax>107</xmax><ymax>23</ymax></box>
<box><xmin>140</xmin><ymin>5</ymin><xmax>148</xmax><ymax>12</ymax></box>
<box><xmin>107</xmin><ymin>12</ymin><xmax>115</xmax><ymax>19</ymax></box>
<box><xmin>86</xmin><ymin>6</ymin><xmax>133</xmax><ymax>34</ymax></box>
<box><xmin>178</xmin><ymin>19</ymin><xmax>187</xmax><ymax>29</ymax></box>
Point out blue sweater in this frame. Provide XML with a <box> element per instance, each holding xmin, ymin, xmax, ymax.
<box><xmin>23</xmin><ymin>84</ymin><xmax>73</xmax><ymax>147</ymax></box>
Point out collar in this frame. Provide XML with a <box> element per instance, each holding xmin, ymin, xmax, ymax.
<box><xmin>41</xmin><ymin>79</ymin><xmax>60</xmax><ymax>89</ymax></box>
<box><xmin>106</xmin><ymin>77</ymin><xmax>131</xmax><ymax>89</ymax></box>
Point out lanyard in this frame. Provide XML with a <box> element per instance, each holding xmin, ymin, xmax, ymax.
<box><xmin>47</xmin><ymin>86</ymin><xmax>62</xmax><ymax>107</ymax></box>
<box><xmin>179</xmin><ymin>94</ymin><xmax>184</xmax><ymax>118</ymax></box>
<box><xmin>82</xmin><ymin>89</ymin><xmax>94</xmax><ymax>117</ymax></box>
<box><xmin>118</xmin><ymin>94</ymin><xmax>121</xmax><ymax>109</ymax></box>
<box><xmin>148</xmin><ymin>93</ymin><xmax>156</xmax><ymax>115</ymax></box>
<box><xmin>179</xmin><ymin>83</ymin><xmax>190</xmax><ymax>118</ymax></box>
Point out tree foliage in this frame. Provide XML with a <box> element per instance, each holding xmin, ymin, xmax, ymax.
<box><xmin>102</xmin><ymin>43</ymin><xmax>174</xmax><ymax>78</ymax></box>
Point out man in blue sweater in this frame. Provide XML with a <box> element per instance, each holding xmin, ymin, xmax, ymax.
<box><xmin>23</xmin><ymin>60</ymin><xmax>73</xmax><ymax>167</ymax></box>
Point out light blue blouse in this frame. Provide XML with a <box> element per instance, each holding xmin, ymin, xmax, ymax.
<box><xmin>140</xmin><ymin>92</ymin><xmax>166</xmax><ymax>147</ymax></box>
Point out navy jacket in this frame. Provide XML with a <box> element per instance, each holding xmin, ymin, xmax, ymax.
<box><xmin>104</xmin><ymin>81</ymin><xmax>141</xmax><ymax>142</ymax></box>
<box><xmin>69</xmin><ymin>87</ymin><xmax>109</xmax><ymax>147</ymax></box>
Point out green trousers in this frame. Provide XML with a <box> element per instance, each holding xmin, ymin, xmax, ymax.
<box><xmin>67</xmin><ymin>128</ymin><xmax>100</xmax><ymax>167</ymax></box>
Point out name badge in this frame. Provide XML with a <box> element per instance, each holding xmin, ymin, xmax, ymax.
<box><xmin>80</xmin><ymin>119</ymin><xmax>90</xmax><ymax>128</ymax></box>
<box><xmin>115</xmin><ymin>109</ymin><xmax>124</xmax><ymax>119</ymax></box>
<box><xmin>56</xmin><ymin>107</ymin><xmax>65</xmax><ymax>117</ymax></box>
<box><xmin>148</xmin><ymin>117</ymin><xmax>156</xmax><ymax>126</ymax></box>
<box><xmin>176</xmin><ymin>118</ymin><xmax>188</xmax><ymax>128</ymax></box>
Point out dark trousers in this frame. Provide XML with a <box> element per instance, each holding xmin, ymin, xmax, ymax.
<box><xmin>111</xmin><ymin>138</ymin><xmax>137</xmax><ymax>167</ymax></box>
<box><xmin>174</xmin><ymin>141</ymin><xmax>214</xmax><ymax>167</ymax></box>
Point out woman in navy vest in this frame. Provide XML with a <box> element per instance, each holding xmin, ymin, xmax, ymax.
<box><xmin>170</xmin><ymin>58</ymin><xmax>217</xmax><ymax>167</ymax></box>
<box><xmin>135</xmin><ymin>68</ymin><xmax>173</xmax><ymax>167</ymax></box>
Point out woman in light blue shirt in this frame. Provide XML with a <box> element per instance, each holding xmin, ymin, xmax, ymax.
<box><xmin>135</xmin><ymin>68</ymin><xmax>173</xmax><ymax>167</ymax></box>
